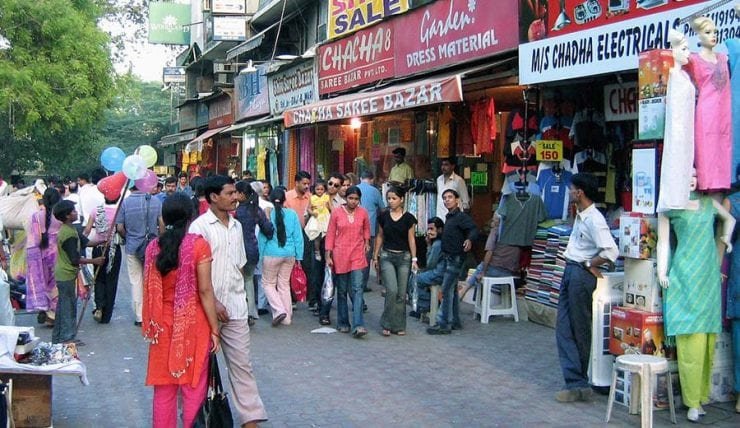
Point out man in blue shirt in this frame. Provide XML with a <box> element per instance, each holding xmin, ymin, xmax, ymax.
<box><xmin>358</xmin><ymin>170</ymin><xmax>385</xmax><ymax>291</ymax></box>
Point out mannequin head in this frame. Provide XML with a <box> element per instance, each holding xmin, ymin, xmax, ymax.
<box><xmin>668</xmin><ymin>29</ymin><xmax>690</xmax><ymax>66</ymax></box>
<box><xmin>690</xmin><ymin>168</ymin><xmax>697</xmax><ymax>192</ymax></box>
<box><xmin>691</xmin><ymin>17</ymin><xmax>718</xmax><ymax>50</ymax></box>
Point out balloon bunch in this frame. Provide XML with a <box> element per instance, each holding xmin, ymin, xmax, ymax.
<box><xmin>98</xmin><ymin>145</ymin><xmax>159</xmax><ymax>201</ymax></box>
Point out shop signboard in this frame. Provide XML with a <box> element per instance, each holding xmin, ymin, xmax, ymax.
<box><xmin>212</xmin><ymin>0</ymin><xmax>247</xmax><ymax>14</ymax></box>
<box><xmin>519</xmin><ymin>0</ymin><xmax>736</xmax><ymax>85</ymax></box>
<box><xmin>318</xmin><ymin>22</ymin><xmax>395</xmax><ymax>95</ymax></box>
<box><xmin>235</xmin><ymin>65</ymin><xmax>270</xmax><ymax>121</ymax></box>
<box><xmin>284</xmin><ymin>74</ymin><xmax>463</xmax><ymax>128</ymax></box>
<box><xmin>208</xmin><ymin>95</ymin><xmax>233</xmax><ymax>129</ymax></box>
<box><xmin>212</xmin><ymin>15</ymin><xmax>247</xmax><ymax>41</ymax></box>
<box><xmin>269</xmin><ymin>61</ymin><xmax>318</xmax><ymax>115</ymax></box>
<box><xmin>535</xmin><ymin>140</ymin><xmax>563</xmax><ymax>161</ymax></box>
<box><xmin>148</xmin><ymin>2</ymin><xmax>192</xmax><ymax>45</ymax></box>
<box><xmin>163</xmin><ymin>66</ymin><xmax>186</xmax><ymax>83</ymax></box>
<box><xmin>604</xmin><ymin>82</ymin><xmax>638</xmax><ymax>122</ymax></box>
<box><xmin>328</xmin><ymin>0</ymin><xmax>409</xmax><ymax>40</ymax></box>
<box><xmin>394</xmin><ymin>0</ymin><xmax>518</xmax><ymax>76</ymax></box>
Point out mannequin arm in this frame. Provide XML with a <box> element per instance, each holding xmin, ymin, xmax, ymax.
<box><xmin>712</xmin><ymin>198</ymin><xmax>735</xmax><ymax>258</ymax></box>
<box><xmin>656</xmin><ymin>214</ymin><xmax>671</xmax><ymax>288</ymax></box>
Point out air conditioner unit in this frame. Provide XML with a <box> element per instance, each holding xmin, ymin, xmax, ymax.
<box><xmin>213</xmin><ymin>63</ymin><xmax>235</xmax><ymax>74</ymax></box>
<box><xmin>215</xmin><ymin>73</ymin><xmax>233</xmax><ymax>86</ymax></box>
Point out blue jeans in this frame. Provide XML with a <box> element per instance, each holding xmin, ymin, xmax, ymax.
<box><xmin>733</xmin><ymin>319</ymin><xmax>740</xmax><ymax>393</ymax></box>
<box><xmin>361</xmin><ymin>236</ymin><xmax>376</xmax><ymax>289</ymax></box>
<box><xmin>336</xmin><ymin>269</ymin><xmax>364</xmax><ymax>330</ymax></box>
<box><xmin>556</xmin><ymin>262</ymin><xmax>596</xmax><ymax>389</ymax></box>
<box><xmin>435</xmin><ymin>253</ymin><xmax>465</xmax><ymax>329</ymax></box>
<box><xmin>415</xmin><ymin>262</ymin><xmax>446</xmax><ymax>313</ymax></box>
<box><xmin>52</xmin><ymin>279</ymin><xmax>77</xmax><ymax>343</ymax></box>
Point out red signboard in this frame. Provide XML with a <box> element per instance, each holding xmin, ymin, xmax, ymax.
<box><xmin>318</xmin><ymin>22</ymin><xmax>395</xmax><ymax>95</ymax></box>
<box><xmin>395</xmin><ymin>0</ymin><xmax>519</xmax><ymax>76</ymax></box>
<box><xmin>521</xmin><ymin>0</ymin><xmax>705</xmax><ymax>43</ymax></box>
<box><xmin>284</xmin><ymin>75</ymin><xmax>462</xmax><ymax>128</ymax></box>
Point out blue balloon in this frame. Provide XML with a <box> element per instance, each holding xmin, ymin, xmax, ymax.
<box><xmin>100</xmin><ymin>147</ymin><xmax>126</xmax><ymax>172</ymax></box>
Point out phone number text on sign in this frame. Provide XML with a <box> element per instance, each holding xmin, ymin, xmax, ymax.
<box><xmin>535</xmin><ymin>140</ymin><xmax>563</xmax><ymax>161</ymax></box>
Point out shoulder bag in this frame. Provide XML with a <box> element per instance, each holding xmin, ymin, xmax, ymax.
<box><xmin>194</xmin><ymin>353</ymin><xmax>233</xmax><ymax>428</ymax></box>
<box><xmin>134</xmin><ymin>194</ymin><xmax>155</xmax><ymax>263</ymax></box>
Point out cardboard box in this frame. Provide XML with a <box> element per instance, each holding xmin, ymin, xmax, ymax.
<box><xmin>710</xmin><ymin>363</ymin><xmax>735</xmax><ymax>403</ymax></box>
<box><xmin>713</xmin><ymin>332</ymin><xmax>733</xmax><ymax>365</ymax></box>
<box><xmin>609</xmin><ymin>306</ymin><xmax>666</xmax><ymax>356</ymax></box>
<box><xmin>619</xmin><ymin>215</ymin><xmax>657</xmax><ymax>259</ymax></box>
<box><xmin>623</xmin><ymin>258</ymin><xmax>662</xmax><ymax>313</ymax></box>
<box><xmin>0</xmin><ymin>373</ymin><xmax>52</xmax><ymax>427</ymax></box>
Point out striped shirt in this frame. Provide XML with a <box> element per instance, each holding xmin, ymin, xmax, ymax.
<box><xmin>189</xmin><ymin>208</ymin><xmax>248</xmax><ymax>320</ymax></box>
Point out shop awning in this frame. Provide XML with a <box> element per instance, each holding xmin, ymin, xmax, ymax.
<box><xmin>158</xmin><ymin>129</ymin><xmax>199</xmax><ymax>147</ymax></box>
<box><xmin>185</xmin><ymin>126</ymin><xmax>229</xmax><ymax>152</ymax></box>
<box><xmin>283</xmin><ymin>74</ymin><xmax>463</xmax><ymax>128</ymax></box>
<box><xmin>221</xmin><ymin>115</ymin><xmax>283</xmax><ymax>134</ymax></box>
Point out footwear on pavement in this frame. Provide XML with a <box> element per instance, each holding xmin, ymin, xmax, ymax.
<box><xmin>427</xmin><ymin>325</ymin><xmax>451</xmax><ymax>335</ymax></box>
<box><xmin>554</xmin><ymin>389</ymin><xmax>579</xmax><ymax>403</ymax></box>
<box><xmin>272</xmin><ymin>313</ymin><xmax>287</xmax><ymax>326</ymax></box>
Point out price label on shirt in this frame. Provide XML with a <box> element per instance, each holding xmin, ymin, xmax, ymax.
<box><xmin>535</xmin><ymin>140</ymin><xmax>563</xmax><ymax>161</ymax></box>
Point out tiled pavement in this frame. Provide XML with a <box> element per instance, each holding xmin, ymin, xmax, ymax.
<box><xmin>19</xmin><ymin>263</ymin><xmax>740</xmax><ymax>427</ymax></box>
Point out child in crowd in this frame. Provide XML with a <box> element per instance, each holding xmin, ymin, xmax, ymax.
<box><xmin>52</xmin><ymin>201</ymin><xmax>104</xmax><ymax>345</ymax></box>
<box><xmin>409</xmin><ymin>217</ymin><xmax>444</xmax><ymax>322</ymax></box>
<box><xmin>308</xmin><ymin>180</ymin><xmax>331</xmax><ymax>260</ymax></box>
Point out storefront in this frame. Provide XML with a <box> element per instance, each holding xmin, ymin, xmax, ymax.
<box><xmin>516</xmin><ymin>0</ymin><xmax>738</xmax><ymax>404</ymax></box>
<box><xmin>285</xmin><ymin>0</ymin><xmax>521</xmax><ymax>229</ymax></box>
<box><xmin>183</xmin><ymin>91</ymin><xmax>234</xmax><ymax>176</ymax></box>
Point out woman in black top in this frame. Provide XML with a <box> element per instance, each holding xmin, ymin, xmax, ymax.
<box><xmin>373</xmin><ymin>185</ymin><xmax>418</xmax><ymax>336</ymax></box>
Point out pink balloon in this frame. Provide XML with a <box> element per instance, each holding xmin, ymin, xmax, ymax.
<box><xmin>135</xmin><ymin>170</ymin><xmax>158</xmax><ymax>193</ymax></box>
<box><xmin>98</xmin><ymin>172</ymin><xmax>128</xmax><ymax>201</ymax></box>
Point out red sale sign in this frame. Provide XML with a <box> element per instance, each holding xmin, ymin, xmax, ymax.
<box><xmin>318</xmin><ymin>22</ymin><xmax>395</xmax><ymax>95</ymax></box>
<box><xmin>394</xmin><ymin>0</ymin><xmax>519</xmax><ymax>76</ymax></box>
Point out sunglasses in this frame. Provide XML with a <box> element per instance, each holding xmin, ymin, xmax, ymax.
<box><xmin>329</xmin><ymin>182</ymin><xmax>341</xmax><ymax>188</ymax></box>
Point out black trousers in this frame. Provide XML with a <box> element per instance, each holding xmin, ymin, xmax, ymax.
<box><xmin>93</xmin><ymin>245</ymin><xmax>122</xmax><ymax>323</ymax></box>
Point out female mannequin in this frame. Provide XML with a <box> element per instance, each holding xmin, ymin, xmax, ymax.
<box><xmin>657</xmin><ymin>172</ymin><xmax>735</xmax><ymax>421</ymax></box>
<box><xmin>656</xmin><ymin>29</ymin><xmax>694</xmax><ymax>212</ymax></box>
<box><xmin>687</xmin><ymin>16</ymin><xmax>732</xmax><ymax>192</ymax></box>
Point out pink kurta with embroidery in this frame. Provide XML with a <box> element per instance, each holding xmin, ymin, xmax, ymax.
<box><xmin>325</xmin><ymin>206</ymin><xmax>370</xmax><ymax>275</ymax></box>
<box><xmin>687</xmin><ymin>52</ymin><xmax>732</xmax><ymax>190</ymax></box>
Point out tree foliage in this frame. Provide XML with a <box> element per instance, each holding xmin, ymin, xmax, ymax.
<box><xmin>98</xmin><ymin>73</ymin><xmax>172</xmax><ymax>155</ymax></box>
<box><xmin>0</xmin><ymin>0</ymin><xmax>115</xmax><ymax>175</ymax></box>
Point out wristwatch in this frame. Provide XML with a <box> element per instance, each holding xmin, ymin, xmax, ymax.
<box><xmin>582</xmin><ymin>260</ymin><xmax>592</xmax><ymax>269</ymax></box>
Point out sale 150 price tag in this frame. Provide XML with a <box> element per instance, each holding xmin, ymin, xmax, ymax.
<box><xmin>535</xmin><ymin>140</ymin><xmax>563</xmax><ymax>161</ymax></box>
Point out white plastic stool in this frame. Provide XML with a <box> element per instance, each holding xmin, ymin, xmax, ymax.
<box><xmin>474</xmin><ymin>276</ymin><xmax>518</xmax><ymax>324</ymax></box>
<box><xmin>606</xmin><ymin>354</ymin><xmax>676</xmax><ymax>427</ymax></box>
<box><xmin>428</xmin><ymin>285</ymin><xmax>440</xmax><ymax>326</ymax></box>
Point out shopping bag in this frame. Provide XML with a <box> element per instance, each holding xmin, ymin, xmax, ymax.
<box><xmin>409</xmin><ymin>271</ymin><xmax>418</xmax><ymax>312</ymax></box>
<box><xmin>321</xmin><ymin>265</ymin><xmax>334</xmax><ymax>304</ymax></box>
<box><xmin>194</xmin><ymin>354</ymin><xmax>233</xmax><ymax>428</ymax></box>
<box><xmin>304</xmin><ymin>216</ymin><xmax>321</xmax><ymax>241</ymax></box>
<box><xmin>290</xmin><ymin>263</ymin><xmax>307</xmax><ymax>302</ymax></box>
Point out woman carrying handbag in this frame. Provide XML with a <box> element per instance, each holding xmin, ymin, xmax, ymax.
<box><xmin>142</xmin><ymin>194</ymin><xmax>221</xmax><ymax>428</ymax></box>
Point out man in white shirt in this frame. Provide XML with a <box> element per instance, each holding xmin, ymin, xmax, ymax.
<box><xmin>555</xmin><ymin>173</ymin><xmax>618</xmax><ymax>403</ymax></box>
<box><xmin>436</xmin><ymin>158</ymin><xmax>470</xmax><ymax>221</ymax></box>
<box><xmin>77</xmin><ymin>170</ymin><xmax>105</xmax><ymax>227</ymax></box>
<box><xmin>189</xmin><ymin>175</ymin><xmax>267</xmax><ymax>427</ymax></box>
<box><xmin>64</xmin><ymin>181</ymin><xmax>83</xmax><ymax>226</ymax></box>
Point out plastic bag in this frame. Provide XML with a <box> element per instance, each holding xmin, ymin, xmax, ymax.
<box><xmin>409</xmin><ymin>271</ymin><xmax>418</xmax><ymax>312</ymax></box>
<box><xmin>304</xmin><ymin>216</ymin><xmax>321</xmax><ymax>241</ymax></box>
<box><xmin>290</xmin><ymin>263</ymin><xmax>307</xmax><ymax>302</ymax></box>
<box><xmin>321</xmin><ymin>265</ymin><xmax>334</xmax><ymax>304</ymax></box>
<box><xmin>0</xmin><ymin>189</ymin><xmax>39</xmax><ymax>230</ymax></box>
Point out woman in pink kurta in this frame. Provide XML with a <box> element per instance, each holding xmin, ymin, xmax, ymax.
<box><xmin>26</xmin><ymin>188</ymin><xmax>62</xmax><ymax>322</ymax></box>
<box><xmin>688</xmin><ymin>52</ymin><xmax>732</xmax><ymax>190</ymax></box>
<box><xmin>325</xmin><ymin>186</ymin><xmax>370</xmax><ymax>338</ymax></box>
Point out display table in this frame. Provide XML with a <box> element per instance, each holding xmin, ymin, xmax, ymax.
<box><xmin>0</xmin><ymin>326</ymin><xmax>87</xmax><ymax>427</ymax></box>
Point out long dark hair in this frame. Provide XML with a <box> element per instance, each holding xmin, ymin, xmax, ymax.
<box><xmin>40</xmin><ymin>188</ymin><xmax>62</xmax><ymax>249</ymax></box>
<box><xmin>156</xmin><ymin>193</ymin><xmax>194</xmax><ymax>275</ymax></box>
<box><xmin>270</xmin><ymin>188</ymin><xmax>287</xmax><ymax>247</ymax></box>
<box><xmin>235</xmin><ymin>180</ymin><xmax>259</xmax><ymax>218</ymax></box>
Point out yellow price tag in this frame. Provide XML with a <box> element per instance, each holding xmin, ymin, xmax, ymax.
<box><xmin>535</xmin><ymin>140</ymin><xmax>563</xmax><ymax>161</ymax></box>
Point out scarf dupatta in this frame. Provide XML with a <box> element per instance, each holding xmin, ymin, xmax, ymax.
<box><xmin>143</xmin><ymin>233</ymin><xmax>202</xmax><ymax>379</ymax></box>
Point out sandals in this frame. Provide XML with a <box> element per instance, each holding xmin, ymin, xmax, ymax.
<box><xmin>338</xmin><ymin>326</ymin><xmax>350</xmax><ymax>333</ymax></box>
<box><xmin>319</xmin><ymin>317</ymin><xmax>331</xmax><ymax>326</ymax></box>
<box><xmin>382</xmin><ymin>329</ymin><xmax>391</xmax><ymax>337</ymax></box>
<box><xmin>352</xmin><ymin>327</ymin><xmax>367</xmax><ymax>338</ymax></box>
<box><xmin>395</xmin><ymin>330</ymin><xmax>406</xmax><ymax>336</ymax></box>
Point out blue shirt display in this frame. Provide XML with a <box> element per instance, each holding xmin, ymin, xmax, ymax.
<box><xmin>537</xmin><ymin>169</ymin><xmax>573</xmax><ymax>220</ymax></box>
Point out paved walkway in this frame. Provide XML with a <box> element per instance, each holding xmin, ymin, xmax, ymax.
<box><xmin>17</xmin><ymin>263</ymin><xmax>740</xmax><ymax>427</ymax></box>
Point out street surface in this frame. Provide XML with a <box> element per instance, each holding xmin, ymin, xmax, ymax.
<box><xmin>18</xmin><ymin>262</ymin><xmax>740</xmax><ymax>427</ymax></box>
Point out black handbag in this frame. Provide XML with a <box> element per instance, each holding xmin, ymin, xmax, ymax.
<box><xmin>134</xmin><ymin>194</ymin><xmax>155</xmax><ymax>263</ymax></box>
<box><xmin>194</xmin><ymin>354</ymin><xmax>233</xmax><ymax>428</ymax></box>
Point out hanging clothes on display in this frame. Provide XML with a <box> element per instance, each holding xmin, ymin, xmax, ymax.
<box><xmin>501</xmin><ymin>170</ymin><xmax>541</xmax><ymax>196</ymax></box>
<box><xmin>537</xmin><ymin>166</ymin><xmax>572</xmax><ymax>220</ymax></box>
<box><xmin>455</xmin><ymin>107</ymin><xmax>475</xmax><ymax>155</ymax></box>
<box><xmin>269</xmin><ymin>149</ymin><xmax>279</xmax><ymax>190</ymax></box>
<box><xmin>470</xmin><ymin>97</ymin><xmax>497</xmax><ymax>154</ymax></box>
<box><xmin>502</xmin><ymin>137</ymin><xmax>538</xmax><ymax>174</ymax></box>
<box><xmin>438</xmin><ymin>106</ymin><xmax>454</xmax><ymax>156</ymax></box>
<box><xmin>256</xmin><ymin>147</ymin><xmax>266</xmax><ymax>180</ymax></box>
<box><xmin>569</xmin><ymin>108</ymin><xmax>605</xmax><ymax>149</ymax></box>
<box><xmin>496</xmin><ymin>190</ymin><xmax>547</xmax><ymax>247</ymax></box>
<box><xmin>687</xmin><ymin>52</ymin><xmax>732</xmax><ymax>191</ymax></box>
<box><xmin>573</xmin><ymin>149</ymin><xmax>608</xmax><ymax>209</ymax></box>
